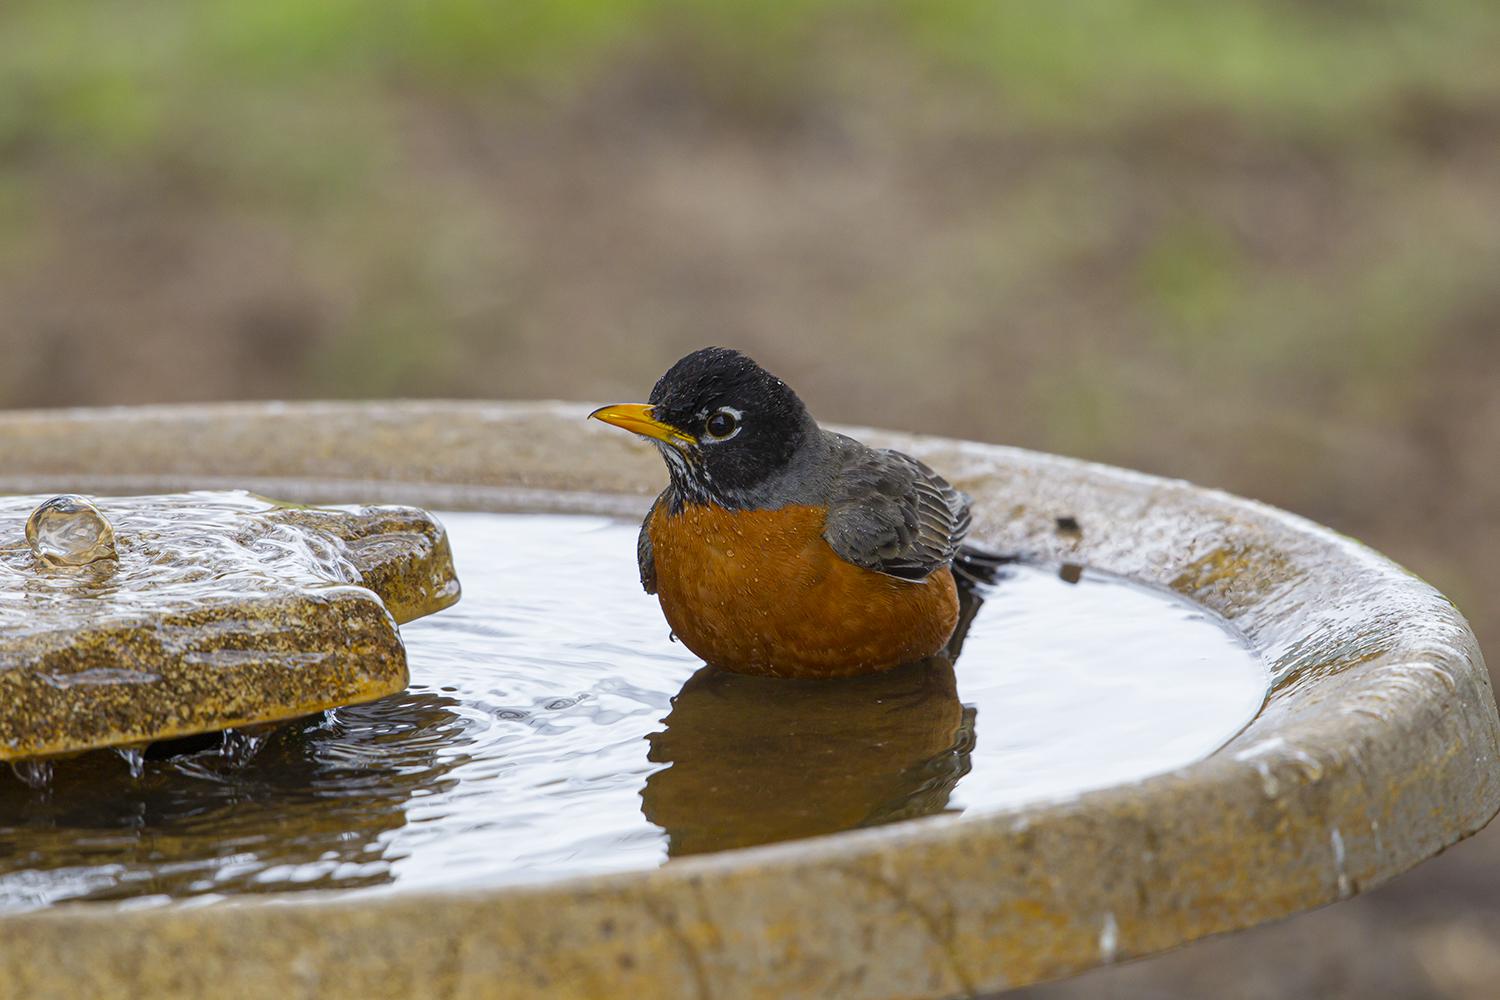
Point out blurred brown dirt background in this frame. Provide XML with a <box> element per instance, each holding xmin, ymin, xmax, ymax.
<box><xmin>2</xmin><ymin>3</ymin><xmax>1498</xmax><ymax>996</ymax></box>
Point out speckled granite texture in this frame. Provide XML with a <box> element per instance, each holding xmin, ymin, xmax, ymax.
<box><xmin>0</xmin><ymin>401</ymin><xmax>1493</xmax><ymax>999</ymax></box>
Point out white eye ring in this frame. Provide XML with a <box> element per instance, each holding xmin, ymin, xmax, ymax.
<box><xmin>702</xmin><ymin>406</ymin><xmax>743</xmax><ymax>443</ymax></box>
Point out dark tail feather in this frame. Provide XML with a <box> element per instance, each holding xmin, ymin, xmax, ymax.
<box><xmin>950</xmin><ymin>543</ymin><xmax>1017</xmax><ymax>589</ymax></box>
<box><xmin>944</xmin><ymin>543</ymin><xmax>1018</xmax><ymax>663</ymax></box>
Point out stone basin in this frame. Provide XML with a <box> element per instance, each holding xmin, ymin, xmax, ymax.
<box><xmin>0</xmin><ymin>400</ymin><xmax>1495</xmax><ymax>999</ymax></box>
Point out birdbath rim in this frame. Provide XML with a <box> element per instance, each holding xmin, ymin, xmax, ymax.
<box><xmin>0</xmin><ymin>399</ymin><xmax>1494</xmax><ymax>999</ymax></box>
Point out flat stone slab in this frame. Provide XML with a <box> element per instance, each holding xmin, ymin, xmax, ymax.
<box><xmin>0</xmin><ymin>491</ymin><xmax>459</xmax><ymax>761</ymax></box>
<box><xmin>0</xmin><ymin>402</ymin><xmax>1494</xmax><ymax>999</ymax></box>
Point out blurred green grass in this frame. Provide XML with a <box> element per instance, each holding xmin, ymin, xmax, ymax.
<box><xmin>6</xmin><ymin>1</ymin><xmax>1500</xmax><ymax>154</ymax></box>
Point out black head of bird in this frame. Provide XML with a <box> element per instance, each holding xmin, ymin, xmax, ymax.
<box><xmin>590</xmin><ymin>346</ymin><xmax>818</xmax><ymax>509</ymax></box>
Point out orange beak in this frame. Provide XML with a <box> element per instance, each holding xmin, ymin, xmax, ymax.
<box><xmin>588</xmin><ymin>403</ymin><xmax>696</xmax><ymax>447</ymax></box>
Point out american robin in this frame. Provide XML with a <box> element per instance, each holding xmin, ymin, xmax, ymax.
<box><xmin>591</xmin><ymin>347</ymin><xmax>999</xmax><ymax>678</ymax></box>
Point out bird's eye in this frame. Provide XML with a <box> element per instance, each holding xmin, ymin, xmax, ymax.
<box><xmin>704</xmin><ymin>408</ymin><xmax>740</xmax><ymax>440</ymax></box>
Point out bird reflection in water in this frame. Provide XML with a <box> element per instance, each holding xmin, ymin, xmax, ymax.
<box><xmin>642</xmin><ymin>578</ymin><xmax>996</xmax><ymax>856</ymax></box>
<box><xmin>0</xmin><ymin>690</ymin><xmax>470</xmax><ymax>909</ymax></box>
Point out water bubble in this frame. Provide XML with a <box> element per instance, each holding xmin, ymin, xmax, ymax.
<box><xmin>114</xmin><ymin>744</ymin><xmax>148</xmax><ymax>779</ymax></box>
<box><xmin>221</xmin><ymin>728</ymin><xmax>269</xmax><ymax>768</ymax></box>
<box><xmin>9</xmin><ymin>758</ymin><xmax>54</xmax><ymax>789</ymax></box>
<box><xmin>1331</xmin><ymin>827</ymin><xmax>1352</xmax><ymax>899</ymax></box>
<box><xmin>1099</xmin><ymin>912</ymin><xmax>1120</xmax><ymax>962</ymax></box>
<box><xmin>25</xmin><ymin>495</ymin><xmax>117</xmax><ymax>567</ymax></box>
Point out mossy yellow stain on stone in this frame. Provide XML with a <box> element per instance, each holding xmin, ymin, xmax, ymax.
<box><xmin>0</xmin><ymin>491</ymin><xmax>459</xmax><ymax>761</ymax></box>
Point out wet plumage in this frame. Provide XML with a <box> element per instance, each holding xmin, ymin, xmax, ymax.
<box><xmin>592</xmin><ymin>347</ymin><xmax>978</xmax><ymax>678</ymax></box>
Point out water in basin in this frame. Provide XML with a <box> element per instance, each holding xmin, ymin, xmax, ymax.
<box><xmin>0</xmin><ymin>512</ymin><xmax>1269</xmax><ymax>911</ymax></box>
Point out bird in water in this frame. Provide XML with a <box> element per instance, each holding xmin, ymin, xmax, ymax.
<box><xmin>590</xmin><ymin>347</ymin><xmax>1001</xmax><ymax>678</ymax></box>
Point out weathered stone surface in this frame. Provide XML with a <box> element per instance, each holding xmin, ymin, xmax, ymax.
<box><xmin>0</xmin><ymin>401</ymin><xmax>1494</xmax><ymax>999</ymax></box>
<box><xmin>0</xmin><ymin>491</ymin><xmax>459</xmax><ymax>760</ymax></box>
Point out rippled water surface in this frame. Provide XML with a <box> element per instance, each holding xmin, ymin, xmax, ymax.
<box><xmin>0</xmin><ymin>513</ymin><xmax>1268</xmax><ymax>911</ymax></box>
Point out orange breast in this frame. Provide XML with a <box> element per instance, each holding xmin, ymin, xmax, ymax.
<box><xmin>648</xmin><ymin>503</ymin><xmax>959</xmax><ymax>678</ymax></box>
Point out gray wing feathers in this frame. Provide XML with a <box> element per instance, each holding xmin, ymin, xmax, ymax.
<box><xmin>638</xmin><ymin>495</ymin><xmax>661</xmax><ymax>594</ymax></box>
<box><xmin>822</xmin><ymin>447</ymin><xmax>971</xmax><ymax>581</ymax></box>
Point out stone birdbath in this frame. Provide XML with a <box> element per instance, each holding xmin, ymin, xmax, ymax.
<box><xmin>0</xmin><ymin>401</ymin><xmax>1495</xmax><ymax>999</ymax></box>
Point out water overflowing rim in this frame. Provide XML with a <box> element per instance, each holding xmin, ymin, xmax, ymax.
<box><xmin>0</xmin><ymin>400</ymin><xmax>1495</xmax><ymax>999</ymax></box>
